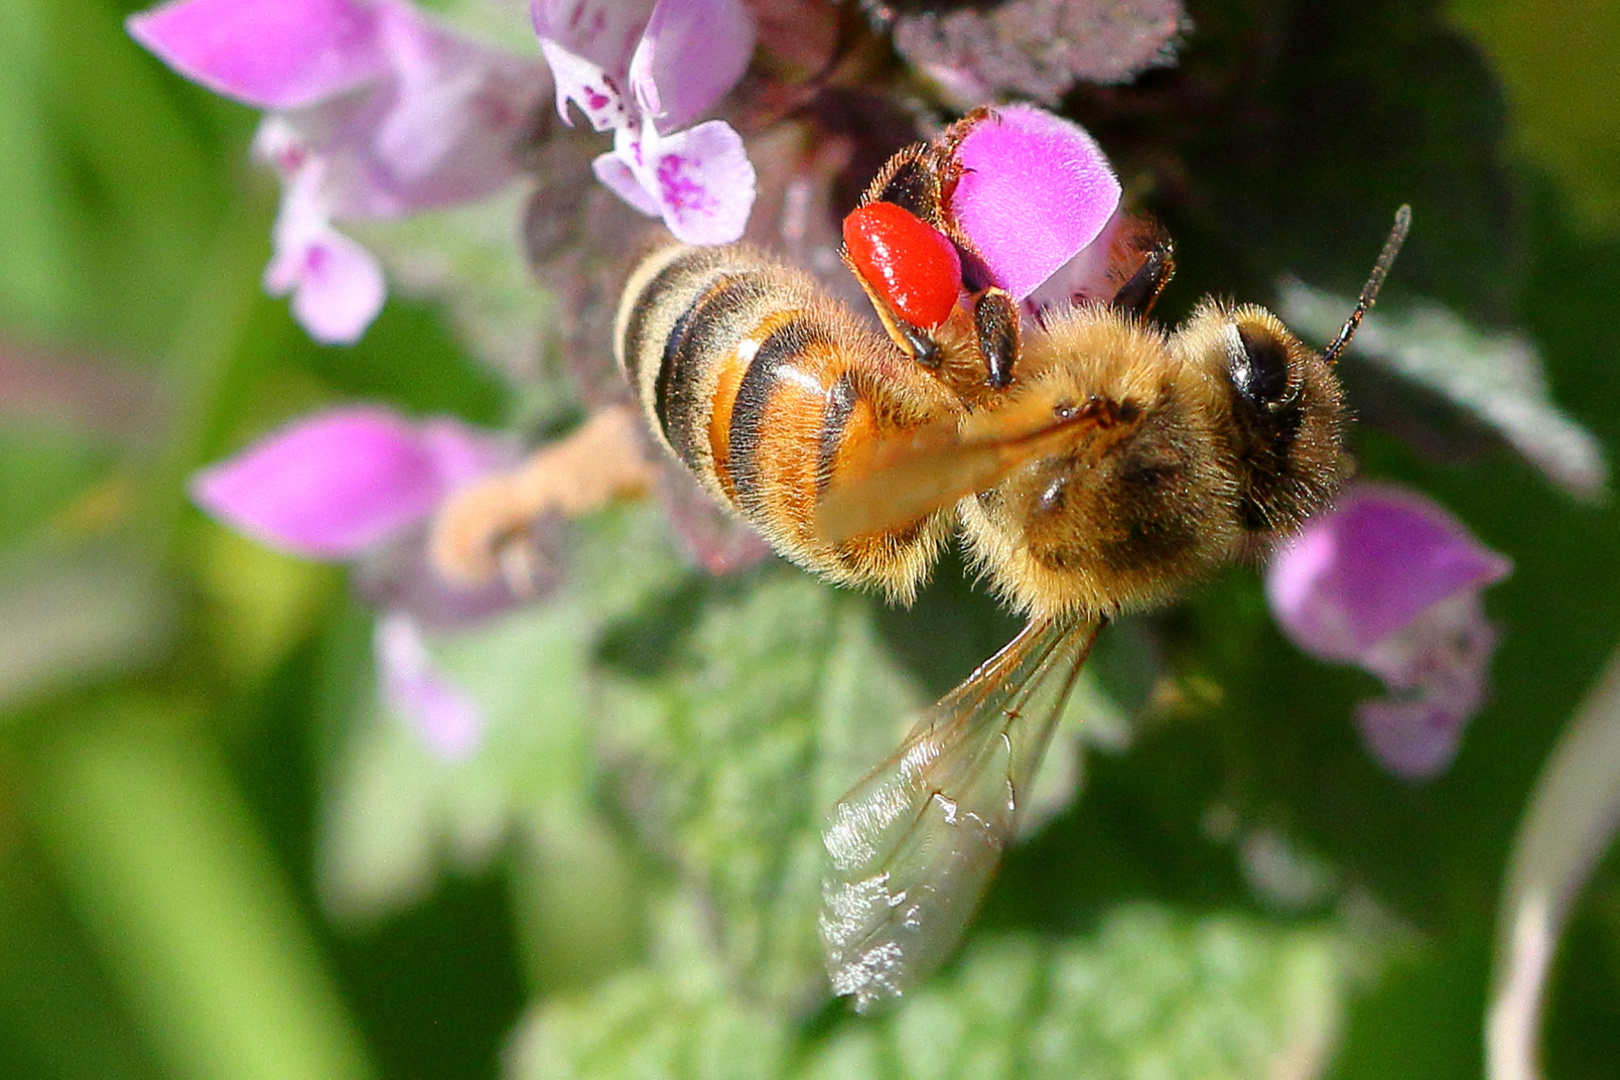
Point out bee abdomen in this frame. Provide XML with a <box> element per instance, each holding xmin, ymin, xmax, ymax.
<box><xmin>615</xmin><ymin>244</ymin><xmax>952</xmax><ymax>600</ymax></box>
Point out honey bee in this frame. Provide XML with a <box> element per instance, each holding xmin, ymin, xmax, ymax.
<box><xmin>614</xmin><ymin>109</ymin><xmax>1409</xmax><ymax>1011</ymax></box>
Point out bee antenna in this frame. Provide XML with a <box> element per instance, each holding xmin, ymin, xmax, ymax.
<box><xmin>1322</xmin><ymin>204</ymin><xmax>1411</xmax><ymax>364</ymax></box>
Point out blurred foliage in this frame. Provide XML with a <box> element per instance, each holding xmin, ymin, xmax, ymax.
<box><xmin>2</xmin><ymin>1</ymin><xmax>1619</xmax><ymax>1079</ymax></box>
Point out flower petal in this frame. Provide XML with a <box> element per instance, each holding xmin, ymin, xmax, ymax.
<box><xmin>638</xmin><ymin>120</ymin><xmax>756</xmax><ymax>244</ymax></box>
<box><xmin>285</xmin><ymin>226</ymin><xmax>388</xmax><ymax>345</ymax></box>
<box><xmin>1266</xmin><ymin>482</ymin><xmax>1512</xmax><ymax>662</ymax></box>
<box><xmin>538</xmin><ymin>39</ymin><xmax>633</xmax><ymax>131</ymax></box>
<box><xmin>361</xmin><ymin>4</ymin><xmax>546</xmax><ymax>211</ymax></box>
<box><xmin>127</xmin><ymin>0</ymin><xmax>385</xmax><ymax>110</ymax></box>
<box><xmin>592</xmin><ymin>149</ymin><xmax>664</xmax><ymax>217</ymax></box>
<box><xmin>191</xmin><ymin>406</ymin><xmax>448</xmax><ymax>558</ymax></box>
<box><xmin>419</xmin><ymin>419</ymin><xmax>513</xmax><ymax>492</ymax></box>
<box><xmin>949</xmin><ymin>104</ymin><xmax>1121</xmax><ymax>300</ymax></box>
<box><xmin>530</xmin><ymin>0</ymin><xmax>653</xmax><ymax>74</ymax></box>
<box><xmin>628</xmin><ymin>0</ymin><xmax>755</xmax><ymax>133</ymax></box>
<box><xmin>257</xmin><ymin>125</ymin><xmax>386</xmax><ymax>342</ymax></box>
<box><xmin>1357</xmin><ymin>698</ymin><xmax>1469</xmax><ymax>780</ymax></box>
<box><xmin>375</xmin><ymin>611</ymin><xmax>483</xmax><ymax>758</ymax></box>
<box><xmin>1354</xmin><ymin>591</ymin><xmax>1497</xmax><ymax>778</ymax></box>
<box><xmin>531</xmin><ymin>0</ymin><xmax>651</xmax><ymax>131</ymax></box>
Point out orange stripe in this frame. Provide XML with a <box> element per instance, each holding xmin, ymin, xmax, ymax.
<box><xmin>708</xmin><ymin>345</ymin><xmax>750</xmax><ymax>502</ymax></box>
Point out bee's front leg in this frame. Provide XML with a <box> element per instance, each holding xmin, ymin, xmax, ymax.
<box><xmin>969</xmin><ymin>287</ymin><xmax>1020</xmax><ymax>389</ymax></box>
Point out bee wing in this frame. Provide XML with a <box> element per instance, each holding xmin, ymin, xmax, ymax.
<box><xmin>820</xmin><ymin>616</ymin><xmax>1102</xmax><ymax>1012</ymax></box>
<box><xmin>814</xmin><ymin>397</ymin><xmax>1095</xmax><ymax>543</ymax></box>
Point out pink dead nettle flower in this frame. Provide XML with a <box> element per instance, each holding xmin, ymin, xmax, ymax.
<box><xmin>129</xmin><ymin>0</ymin><xmax>549</xmax><ymax>344</ymax></box>
<box><xmin>191</xmin><ymin>407</ymin><xmax>521</xmax><ymax>757</ymax></box>
<box><xmin>1266</xmin><ymin>482</ymin><xmax>1513</xmax><ymax>779</ymax></box>
<box><xmin>531</xmin><ymin>0</ymin><xmax>758</xmax><ymax>244</ymax></box>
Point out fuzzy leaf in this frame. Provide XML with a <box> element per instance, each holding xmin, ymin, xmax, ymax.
<box><xmin>318</xmin><ymin>504</ymin><xmax>685</xmax><ymax>919</ymax></box>
<box><xmin>1278</xmin><ymin>282</ymin><xmax>1608</xmax><ymax>499</ymax></box>
<box><xmin>592</xmin><ymin>570</ymin><xmax>920</xmax><ymax>1003</ymax></box>
<box><xmin>804</xmin><ymin>906</ymin><xmax>1351</xmax><ymax>1080</ymax></box>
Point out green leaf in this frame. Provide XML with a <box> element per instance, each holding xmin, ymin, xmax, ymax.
<box><xmin>28</xmin><ymin>704</ymin><xmax>376</xmax><ymax>1080</ymax></box>
<box><xmin>1278</xmin><ymin>281</ymin><xmax>1607</xmax><ymax>499</ymax></box>
<box><xmin>805</xmin><ymin>906</ymin><xmax>1352</xmax><ymax>1080</ymax></box>
<box><xmin>318</xmin><ymin>504</ymin><xmax>688</xmax><ymax>920</ymax></box>
<box><xmin>592</xmin><ymin>568</ymin><xmax>923</xmax><ymax>1005</ymax></box>
<box><xmin>510</xmin><ymin>894</ymin><xmax>791</xmax><ymax>1080</ymax></box>
<box><xmin>355</xmin><ymin>188</ymin><xmax>556</xmax><ymax>391</ymax></box>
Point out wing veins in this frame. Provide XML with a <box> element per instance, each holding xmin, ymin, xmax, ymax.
<box><xmin>821</xmin><ymin>617</ymin><xmax>1103</xmax><ymax>1008</ymax></box>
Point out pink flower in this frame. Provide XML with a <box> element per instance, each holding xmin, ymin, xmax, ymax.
<box><xmin>129</xmin><ymin>0</ymin><xmax>548</xmax><ymax>342</ymax></box>
<box><xmin>191</xmin><ymin>406</ymin><xmax>519</xmax><ymax>757</ymax></box>
<box><xmin>531</xmin><ymin>0</ymin><xmax>757</xmax><ymax>244</ymax></box>
<box><xmin>1266</xmin><ymin>482</ymin><xmax>1513</xmax><ymax>779</ymax></box>
<box><xmin>127</xmin><ymin>0</ymin><xmax>389</xmax><ymax>109</ymax></box>
<box><xmin>375</xmin><ymin>611</ymin><xmax>483</xmax><ymax>759</ymax></box>
<box><xmin>949</xmin><ymin>105</ymin><xmax>1123</xmax><ymax>301</ymax></box>
<box><xmin>191</xmin><ymin>406</ymin><xmax>505</xmax><ymax>559</ymax></box>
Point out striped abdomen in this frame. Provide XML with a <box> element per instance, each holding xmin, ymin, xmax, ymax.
<box><xmin>615</xmin><ymin>244</ymin><xmax>955</xmax><ymax>600</ymax></box>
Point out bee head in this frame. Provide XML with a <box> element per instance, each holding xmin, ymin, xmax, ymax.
<box><xmin>1177</xmin><ymin>302</ymin><xmax>1349</xmax><ymax>537</ymax></box>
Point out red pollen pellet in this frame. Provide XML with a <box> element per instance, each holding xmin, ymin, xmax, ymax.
<box><xmin>843</xmin><ymin>202</ymin><xmax>963</xmax><ymax>329</ymax></box>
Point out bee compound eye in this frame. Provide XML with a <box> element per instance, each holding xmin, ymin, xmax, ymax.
<box><xmin>1230</xmin><ymin>324</ymin><xmax>1292</xmax><ymax>408</ymax></box>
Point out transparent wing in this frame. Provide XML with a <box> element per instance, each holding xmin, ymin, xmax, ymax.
<box><xmin>812</xmin><ymin>395</ymin><xmax>1105</xmax><ymax>545</ymax></box>
<box><xmin>820</xmin><ymin>616</ymin><xmax>1103</xmax><ymax>1012</ymax></box>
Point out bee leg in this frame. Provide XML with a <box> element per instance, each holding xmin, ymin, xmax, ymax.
<box><xmin>428</xmin><ymin>405</ymin><xmax>656</xmax><ymax>588</ymax></box>
<box><xmin>896</xmin><ymin>318</ymin><xmax>943</xmax><ymax>368</ymax></box>
<box><xmin>1109</xmin><ymin>236</ymin><xmax>1176</xmax><ymax>319</ymax></box>
<box><xmin>863</xmin><ymin>148</ymin><xmax>948</xmax><ymax>227</ymax></box>
<box><xmin>971</xmin><ymin>287</ymin><xmax>1020</xmax><ymax>388</ymax></box>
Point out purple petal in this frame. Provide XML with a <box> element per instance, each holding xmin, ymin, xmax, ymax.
<box><xmin>531</xmin><ymin>0</ymin><xmax>652</xmax><ymax>129</ymax></box>
<box><xmin>639</xmin><ymin>120</ymin><xmax>756</xmax><ymax>244</ymax></box>
<box><xmin>259</xmin><ymin>128</ymin><xmax>386</xmax><ymax>342</ymax></box>
<box><xmin>360</xmin><ymin>4</ymin><xmax>547</xmax><ymax>211</ymax></box>
<box><xmin>530</xmin><ymin>0</ymin><xmax>654</xmax><ymax>74</ymax></box>
<box><xmin>375</xmin><ymin>611</ymin><xmax>483</xmax><ymax>758</ymax></box>
<box><xmin>127</xmin><ymin>0</ymin><xmax>385</xmax><ymax>110</ymax></box>
<box><xmin>284</xmin><ymin>227</ymin><xmax>388</xmax><ymax>345</ymax></box>
<box><xmin>1266</xmin><ymin>483</ymin><xmax>1512</xmax><ymax>662</ymax></box>
<box><xmin>1023</xmin><ymin>206</ymin><xmax>1127</xmax><ymax>311</ymax></box>
<box><xmin>592</xmin><ymin>149</ymin><xmax>664</xmax><ymax>217</ymax></box>
<box><xmin>1357</xmin><ymin>697</ymin><xmax>1468</xmax><ymax>780</ymax></box>
<box><xmin>628</xmin><ymin>0</ymin><xmax>755</xmax><ymax>133</ymax></box>
<box><xmin>538</xmin><ymin>39</ymin><xmax>633</xmax><ymax>131</ymax></box>
<box><xmin>1352</xmin><ymin>592</ymin><xmax>1495</xmax><ymax>779</ymax></box>
<box><xmin>191</xmin><ymin>407</ymin><xmax>450</xmax><ymax>558</ymax></box>
<box><xmin>249</xmin><ymin>11</ymin><xmax>547</xmax><ymax>223</ymax></box>
<box><xmin>949</xmin><ymin>104</ymin><xmax>1121</xmax><ymax>300</ymax></box>
<box><xmin>418</xmin><ymin>419</ymin><xmax>513</xmax><ymax>491</ymax></box>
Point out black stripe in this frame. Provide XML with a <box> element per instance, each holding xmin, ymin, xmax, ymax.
<box><xmin>729</xmin><ymin>317</ymin><xmax>829</xmax><ymax>512</ymax></box>
<box><xmin>815</xmin><ymin>372</ymin><xmax>858</xmax><ymax>495</ymax></box>
<box><xmin>654</xmin><ymin>273</ymin><xmax>760</xmax><ymax>471</ymax></box>
<box><xmin>621</xmin><ymin>250</ymin><xmax>706</xmax><ymax>383</ymax></box>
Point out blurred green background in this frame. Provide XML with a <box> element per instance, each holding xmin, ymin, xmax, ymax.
<box><xmin>2</xmin><ymin>1</ymin><xmax>1618</xmax><ymax>1078</ymax></box>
